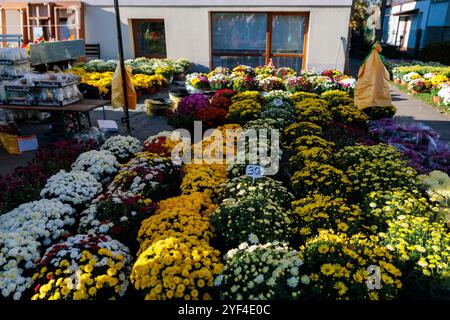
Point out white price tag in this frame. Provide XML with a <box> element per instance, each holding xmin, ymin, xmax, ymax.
<box><xmin>272</xmin><ymin>98</ymin><xmax>284</xmax><ymax>107</ymax></box>
<box><xmin>246</xmin><ymin>165</ymin><xmax>265</xmax><ymax>179</ymax></box>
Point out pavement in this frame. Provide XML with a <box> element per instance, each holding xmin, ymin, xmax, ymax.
<box><xmin>391</xmin><ymin>86</ymin><xmax>450</xmax><ymax>143</ymax></box>
<box><xmin>349</xmin><ymin>57</ymin><xmax>450</xmax><ymax>143</ymax></box>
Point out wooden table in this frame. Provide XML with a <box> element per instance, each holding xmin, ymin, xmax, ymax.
<box><xmin>0</xmin><ymin>99</ymin><xmax>110</xmax><ymax>136</ymax></box>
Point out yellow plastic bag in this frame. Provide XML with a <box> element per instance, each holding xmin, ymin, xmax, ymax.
<box><xmin>0</xmin><ymin>132</ymin><xmax>21</xmax><ymax>155</ymax></box>
<box><xmin>354</xmin><ymin>42</ymin><xmax>392</xmax><ymax>109</ymax></box>
<box><xmin>111</xmin><ymin>64</ymin><xmax>137</xmax><ymax>110</ymax></box>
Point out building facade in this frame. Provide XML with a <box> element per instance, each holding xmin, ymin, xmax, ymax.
<box><xmin>382</xmin><ymin>0</ymin><xmax>450</xmax><ymax>51</ymax></box>
<box><xmin>2</xmin><ymin>0</ymin><xmax>353</xmax><ymax>72</ymax></box>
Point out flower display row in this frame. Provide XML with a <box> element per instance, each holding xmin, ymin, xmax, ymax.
<box><xmin>66</xmin><ymin>68</ymin><xmax>168</xmax><ymax>96</ymax></box>
<box><xmin>75</xmin><ymin>57</ymin><xmax>190</xmax><ymax>76</ymax></box>
<box><xmin>185</xmin><ymin>65</ymin><xmax>356</xmax><ymax>94</ymax></box>
<box><xmin>392</xmin><ymin>64</ymin><xmax>450</xmax><ymax>107</ymax></box>
<box><xmin>2</xmin><ymin>65</ymin><xmax>450</xmax><ymax>301</ymax></box>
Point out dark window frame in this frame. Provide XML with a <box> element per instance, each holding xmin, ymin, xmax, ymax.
<box><xmin>209</xmin><ymin>11</ymin><xmax>309</xmax><ymax>71</ymax></box>
<box><xmin>131</xmin><ymin>18</ymin><xmax>167</xmax><ymax>59</ymax></box>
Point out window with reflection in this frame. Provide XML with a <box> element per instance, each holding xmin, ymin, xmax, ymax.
<box><xmin>211</xmin><ymin>12</ymin><xmax>308</xmax><ymax>71</ymax></box>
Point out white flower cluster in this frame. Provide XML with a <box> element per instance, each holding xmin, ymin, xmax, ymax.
<box><xmin>144</xmin><ymin>131</ymin><xmax>190</xmax><ymax>164</ymax></box>
<box><xmin>78</xmin><ymin>194</ymin><xmax>142</xmax><ymax>237</ymax></box>
<box><xmin>402</xmin><ymin>72</ymin><xmax>421</xmax><ymax>83</ymax></box>
<box><xmin>437</xmin><ymin>84</ymin><xmax>450</xmax><ymax>106</ymax></box>
<box><xmin>0</xmin><ymin>199</ymin><xmax>75</xmax><ymax>246</ymax></box>
<box><xmin>101</xmin><ymin>135</ymin><xmax>143</xmax><ymax>163</ymax></box>
<box><xmin>78</xmin><ymin>204</ymin><xmax>108</xmax><ymax>234</ymax></box>
<box><xmin>215</xmin><ymin>241</ymin><xmax>305</xmax><ymax>300</ymax></box>
<box><xmin>0</xmin><ymin>232</ymin><xmax>41</xmax><ymax>300</ymax></box>
<box><xmin>219</xmin><ymin>176</ymin><xmax>293</xmax><ymax>207</ymax></box>
<box><xmin>40</xmin><ymin>170</ymin><xmax>102</xmax><ymax>206</ymax></box>
<box><xmin>108</xmin><ymin>153</ymin><xmax>179</xmax><ymax>197</ymax></box>
<box><xmin>211</xmin><ymin>195</ymin><xmax>293</xmax><ymax>247</ymax></box>
<box><xmin>262</xmin><ymin>90</ymin><xmax>292</xmax><ymax>103</ymax></box>
<box><xmin>72</xmin><ymin>150</ymin><xmax>121</xmax><ymax>183</ymax></box>
<box><xmin>418</xmin><ymin>170</ymin><xmax>450</xmax><ymax>226</ymax></box>
<box><xmin>338</xmin><ymin>77</ymin><xmax>356</xmax><ymax>89</ymax></box>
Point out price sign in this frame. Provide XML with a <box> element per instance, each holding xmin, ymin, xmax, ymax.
<box><xmin>246</xmin><ymin>165</ymin><xmax>265</xmax><ymax>181</ymax></box>
<box><xmin>272</xmin><ymin>98</ymin><xmax>284</xmax><ymax>107</ymax></box>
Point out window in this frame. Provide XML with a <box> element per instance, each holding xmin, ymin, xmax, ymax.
<box><xmin>211</xmin><ymin>12</ymin><xmax>308</xmax><ymax>71</ymax></box>
<box><xmin>132</xmin><ymin>19</ymin><xmax>167</xmax><ymax>58</ymax></box>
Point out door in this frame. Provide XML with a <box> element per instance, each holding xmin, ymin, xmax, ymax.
<box><xmin>402</xmin><ymin>17</ymin><xmax>411</xmax><ymax>51</ymax></box>
<box><xmin>131</xmin><ymin>19</ymin><xmax>167</xmax><ymax>58</ymax></box>
<box><xmin>397</xmin><ymin>16</ymin><xmax>411</xmax><ymax>51</ymax></box>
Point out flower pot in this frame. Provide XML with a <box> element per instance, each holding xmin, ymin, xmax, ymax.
<box><xmin>394</xmin><ymin>79</ymin><xmax>401</xmax><ymax>84</ymax></box>
<box><xmin>169</xmin><ymin>88</ymin><xmax>190</xmax><ymax>106</ymax></box>
<box><xmin>186</xmin><ymin>83</ymin><xmax>204</xmax><ymax>94</ymax></box>
<box><xmin>411</xmin><ymin>89</ymin><xmax>419</xmax><ymax>95</ymax></box>
<box><xmin>401</xmin><ymin>81</ymin><xmax>408</xmax><ymax>86</ymax></box>
<box><xmin>145</xmin><ymin>98</ymin><xmax>174</xmax><ymax>116</ymax></box>
<box><xmin>433</xmin><ymin>95</ymin><xmax>441</xmax><ymax>105</ymax></box>
<box><xmin>174</xmin><ymin>72</ymin><xmax>187</xmax><ymax>81</ymax></box>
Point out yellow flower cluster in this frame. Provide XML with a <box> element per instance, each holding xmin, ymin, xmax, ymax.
<box><xmin>320</xmin><ymin>90</ymin><xmax>353</xmax><ymax>107</ymax></box>
<box><xmin>379</xmin><ymin>215</ymin><xmax>450</xmax><ymax>299</ymax></box>
<box><xmin>191</xmin><ymin>123</ymin><xmax>241</xmax><ymax>164</ymax></box>
<box><xmin>227</xmin><ymin>99</ymin><xmax>262</xmax><ymax>124</ymax></box>
<box><xmin>181</xmin><ymin>164</ymin><xmax>227</xmax><ymax>199</ymax></box>
<box><xmin>132</xmin><ymin>74</ymin><xmax>168</xmax><ymax>90</ymax></box>
<box><xmin>131</xmin><ymin>235</ymin><xmax>223</xmax><ymax>300</ymax></box>
<box><xmin>66</xmin><ymin>68</ymin><xmax>168</xmax><ymax>94</ymax></box>
<box><xmin>291</xmin><ymin>194</ymin><xmax>364</xmax><ymax>241</ymax></box>
<box><xmin>300</xmin><ymin>230</ymin><xmax>402</xmax><ymax>300</ymax></box>
<box><xmin>290</xmin><ymin>161</ymin><xmax>351</xmax><ymax>198</ymax></box>
<box><xmin>155</xmin><ymin>192</ymin><xmax>217</xmax><ymax>217</ymax></box>
<box><xmin>294</xmin><ymin>99</ymin><xmax>332</xmax><ymax>127</ymax></box>
<box><xmin>137</xmin><ymin>192</ymin><xmax>217</xmax><ymax>254</ymax></box>
<box><xmin>429</xmin><ymin>74</ymin><xmax>449</xmax><ymax>87</ymax></box>
<box><xmin>137</xmin><ymin>209</ymin><xmax>214</xmax><ymax>256</ymax></box>
<box><xmin>283</xmin><ymin>121</ymin><xmax>323</xmax><ymax>146</ymax></box>
<box><xmin>31</xmin><ymin>235</ymin><xmax>131</xmax><ymax>300</ymax></box>
<box><xmin>418</xmin><ymin>170</ymin><xmax>450</xmax><ymax>226</ymax></box>
<box><xmin>66</xmin><ymin>68</ymin><xmax>113</xmax><ymax>95</ymax></box>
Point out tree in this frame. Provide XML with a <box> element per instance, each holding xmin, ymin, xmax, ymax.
<box><xmin>350</xmin><ymin>0</ymin><xmax>370</xmax><ymax>32</ymax></box>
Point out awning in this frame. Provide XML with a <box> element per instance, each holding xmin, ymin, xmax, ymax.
<box><xmin>393</xmin><ymin>9</ymin><xmax>419</xmax><ymax>16</ymax></box>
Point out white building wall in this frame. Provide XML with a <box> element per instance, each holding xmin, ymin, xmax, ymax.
<box><xmin>83</xmin><ymin>1</ymin><xmax>352</xmax><ymax>72</ymax></box>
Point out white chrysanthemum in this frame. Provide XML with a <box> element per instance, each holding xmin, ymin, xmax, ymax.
<box><xmin>0</xmin><ymin>199</ymin><xmax>75</xmax><ymax>243</ymax></box>
<box><xmin>0</xmin><ymin>232</ymin><xmax>41</xmax><ymax>299</ymax></box>
<box><xmin>248</xmin><ymin>233</ymin><xmax>259</xmax><ymax>244</ymax></box>
<box><xmin>300</xmin><ymin>274</ymin><xmax>310</xmax><ymax>285</ymax></box>
<box><xmin>40</xmin><ymin>170</ymin><xmax>102</xmax><ymax>206</ymax></box>
<box><xmin>101</xmin><ymin>135</ymin><xmax>143</xmax><ymax>162</ymax></box>
<box><xmin>287</xmin><ymin>276</ymin><xmax>299</xmax><ymax>288</ymax></box>
<box><xmin>217</xmin><ymin>241</ymin><xmax>303</xmax><ymax>299</ymax></box>
<box><xmin>72</xmin><ymin>150</ymin><xmax>120</xmax><ymax>183</ymax></box>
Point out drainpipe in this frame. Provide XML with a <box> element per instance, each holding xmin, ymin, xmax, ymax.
<box><xmin>377</xmin><ymin>0</ymin><xmax>388</xmax><ymax>42</ymax></box>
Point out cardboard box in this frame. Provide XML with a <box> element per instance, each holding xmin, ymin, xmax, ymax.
<box><xmin>17</xmin><ymin>135</ymin><xmax>38</xmax><ymax>152</ymax></box>
<box><xmin>0</xmin><ymin>133</ymin><xmax>38</xmax><ymax>154</ymax></box>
